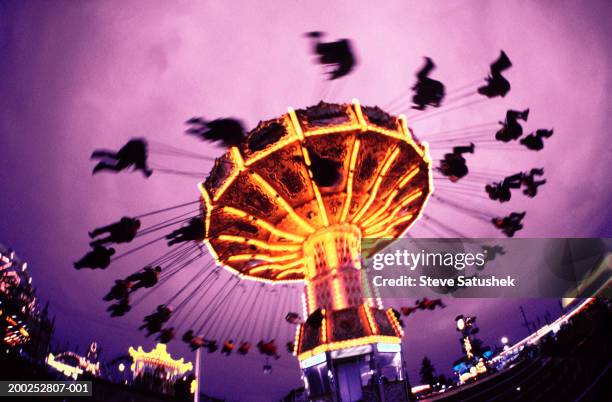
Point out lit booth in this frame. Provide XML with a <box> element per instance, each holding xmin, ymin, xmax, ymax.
<box><xmin>295</xmin><ymin>303</ymin><xmax>409</xmax><ymax>401</ymax></box>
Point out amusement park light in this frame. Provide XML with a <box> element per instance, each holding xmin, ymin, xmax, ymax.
<box><xmin>501</xmin><ymin>336</ymin><xmax>509</xmax><ymax>345</ymax></box>
<box><xmin>456</xmin><ymin>317</ymin><xmax>465</xmax><ymax>331</ymax></box>
<box><xmin>298</xmin><ymin>335</ymin><xmax>401</xmax><ymax>361</ymax></box>
<box><xmin>300</xmin><ymin>352</ymin><xmax>327</xmax><ymax>369</ymax></box>
<box><xmin>376</xmin><ymin>343</ymin><xmax>401</xmax><ymax>353</ymax></box>
<box><xmin>128</xmin><ymin>343</ymin><xmax>193</xmax><ymax>375</ymax></box>
<box><xmin>386</xmin><ymin>307</ymin><xmax>404</xmax><ymax>336</ymax></box>
<box><xmin>118</xmin><ymin>363</ymin><xmax>125</xmax><ymax>372</ymax></box>
<box><xmin>46</xmin><ymin>353</ymin><xmax>84</xmax><ymax>380</ymax></box>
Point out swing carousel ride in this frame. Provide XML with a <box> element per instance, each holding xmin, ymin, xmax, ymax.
<box><xmin>201</xmin><ymin>99</ymin><xmax>431</xmax><ymax>360</ymax></box>
<box><xmin>75</xmin><ymin>32</ymin><xmax>553</xmax><ymax>399</ymax></box>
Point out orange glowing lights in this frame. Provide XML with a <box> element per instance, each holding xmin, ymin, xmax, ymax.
<box><xmin>364</xmin><ymin>302</ymin><xmax>378</xmax><ymax>334</ymax></box>
<box><xmin>199</xmin><ymin>100</ymin><xmax>432</xmax><ymax>288</ymax></box>
<box><xmin>298</xmin><ymin>335</ymin><xmax>400</xmax><ymax>361</ymax></box>
<box><xmin>386</xmin><ymin>308</ymin><xmax>404</xmax><ymax>337</ymax></box>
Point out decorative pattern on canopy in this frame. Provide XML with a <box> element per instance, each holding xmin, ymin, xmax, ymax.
<box><xmin>199</xmin><ymin>100</ymin><xmax>433</xmax><ymax>283</ymax></box>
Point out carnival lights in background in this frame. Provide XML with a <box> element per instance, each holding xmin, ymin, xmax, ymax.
<box><xmin>46</xmin><ymin>342</ymin><xmax>101</xmax><ymax>380</ymax></box>
<box><xmin>1</xmin><ymin>247</ymin><xmax>34</xmax><ymax>348</ymax></box>
<box><xmin>128</xmin><ymin>342</ymin><xmax>193</xmax><ymax>376</ymax></box>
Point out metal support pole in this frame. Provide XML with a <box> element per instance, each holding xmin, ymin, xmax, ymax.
<box><xmin>194</xmin><ymin>347</ymin><xmax>201</xmax><ymax>402</ymax></box>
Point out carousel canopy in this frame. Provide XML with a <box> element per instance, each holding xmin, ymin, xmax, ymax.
<box><xmin>200</xmin><ymin>100</ymin><xmax>433</xmax><ymax>283</ymax></box>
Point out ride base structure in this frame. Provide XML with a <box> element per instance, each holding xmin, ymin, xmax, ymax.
<box><xmin>199</xmin><ymin>100</ymin><xmax>432</xmax><ymax>401</ymax></box>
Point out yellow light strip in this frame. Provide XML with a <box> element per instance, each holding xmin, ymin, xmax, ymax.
<box><xmin>250</xmin><ymin>171</ymin><xmax>316</xmax><ymax>234</ymax></box>
<box><xmin>386</xmin><ymin>308</ymin><xmax>404</xmax><ymax>337</ymax></box>
<box><xmin>245</xmin><ymin>136</ymin><xmax>299</xmax><ymax>167</ymax></box>
<box><xmin>212</xmin><ymin>148</ymin><xmax>245</xmax><ymax>202</ymax></box>
<box><xmin>399</xmin><ymin>166</ymin><xmax>421</xmax><ymax>187</ymax></box>
<box><xmin>321</xmin><ymin>309</ymin><xmax>327</xmax><ymax>343</ymax></box>
<box><xmin>247</xmin><ymin>266</ymin><xmax>273</xmax><ymax>275</ymax></box>
<box><xmin>248</xmin><ymin>258</ymin><xmax>305</xmax><ymax>274</ymax></box>
<box><xmin>323</xmin><ymin>237</ymin><xmax>340</xmax><ymax>270</ymax></box>
<box><xmin>366</xmin><ymin>209</ymin><xmax>415</xmax><ymax>237</ymax></box>
<box><xmin>242</xmin><ymin>113</ymin><xmax>304</xmax><ymax>167</ymax></box>
<box><xmin>305</xmin><ymin>124</ymin><xmax>362</xmax><ymax>137</ymax></box>
<box><xmin>212</xmin><ymin>173</ymin><xmax>237</xmax><ymax>202</ymax></box>
<box><xmin>363</xmin><ymin>303</ymin><xmax>378</xmax><ymax>334</ymax></box>
<box><xmin>209</xmin><ymin>249</ymin><xmax>303</xmax><ymax>284</ymax></box>
<box><xmin>304</xmin><ymin>256</ymin><xmax>317</xmax><ymax>279</ymax></box>
<box><xmin>332</xmin><ymin>277</ymin><xmax>346</xmax><ymax>309</ymax></box>
<box><xmin>275</xmin><ymin>267</ymin><xmax>306</xmax><ymax>279</ymax></box>
<box><xmin>297</xmin><ymin>335</ymin><xmax>400</xmax><ymax>361</ymax></box>
<box><xmin>367</xmin><ymin>189</ymin><xmax>423</xmax><ymax>231</ymax></box>
<box><xmin>301</xmin><ymin>292</ymin><xmax>308</xmax><ymax>321</ymax></box>
<box><xmin>221</xmin><ymin>207</ymin><xmax>305</xmax><ymax>242</ymax></box>
<box><xmin>352</xmin><ymin>99</ymin><xmax>368</xmax><ymax>131</ymax></box>
<box><xmin>365</xmin><ymin>214</ymin><xmax>414</xmax><ymax>237</ymax></box>
<box><xmin>293</xmin><ymin>325</ymin><xmax>301</xmax><ymax>356</ymax></box>
<box><xmin>352</xmin><ymin>146</ymin><xmax>400</xmax><ymax>224</ymax></box>
<box><xmin>230</xmin><ymin>146</ymin><xmax>245</xmax><ymax>168</ymax></box>
<box><xmin>361</xmin><ymin>166</ymin><xmax>419</xmax><ymax>227</ymax></box>
<box><xmin>312</xmin><ymin>181</ymin><xmax>329</xmax><ymax>226</ymax></box>
<box><xmin>227</xmin><ymin>253</ymin><xmax>301</xmax><ymax>263</ymax></box>
<box><xmin>288</xmin><ymin>108</ymin><xmax>305</xmax><ymax>141</ymax></box>
<box><xmin>367</xmin><ymin>126</ymin><xmax>408</xmax><ymax>142</ymax></box>
<box><xmin>396</xmin><ymin>144</ymin><xmax>434</xmax><ymax>240</ymax></box>
<box><xmin>198</xmin><ymin>183</ymin><xmax>213</xmax><ymax>238</ymax></box>
<box><xmin>216</xmin><ymin>235</ymin><xmax>301</xmax><ymax>252</ymax></box>
<box><xmin>398</xmin><ymin>113</ymin><xmax>425</xmax><ymax>158</ymax></box>
<box><xmin>306</xmin><ymin>282</ymin><xmax>316</xmax><ymax>313</ymax></box>
<box><xmin>284</xmin><ymin>124</ymin><xmax>325</xmax><ymax>227</ymax></box>
<box><xmin>300</xmin><ymin>103</ymin><xmax>362</xmax><ymax>137</ymax></box>
<box><xmin>340</xmin><ymin>139</ymin><xmax>361</xmax><ymax>222</ymax></box>
<box><xmin>297</xmin><ymin>144</ymin><xmax>329</xmax><ymax>227</ymax></box>
<box><xmin>397</xmin><ymin>115</ymin><xmax>409</xmax><ymax>138</ymax></box>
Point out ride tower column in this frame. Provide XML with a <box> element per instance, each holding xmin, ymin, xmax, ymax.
<box><xmin>295</xmin><ymin>224</ymin><xmax>409</xmax><ymax>402</ymax></box>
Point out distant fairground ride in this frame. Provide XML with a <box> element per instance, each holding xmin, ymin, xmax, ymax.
<box><xmin>200</xmin><ymin>100</ymin><xmax>432</xmax><ymax>398</ymax></box>
<box><xmin>46</xmin><ymin>341</ymin><xmax>101</xmax><ymax>380</ymax></box>
<box><xmin>129</xmin><ymin>343</ymin><xmax>194</xmax><ymax>395</ymax></box>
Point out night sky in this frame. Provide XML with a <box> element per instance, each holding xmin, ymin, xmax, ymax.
<box><xmin>1</xmin><ymin>1</ymin><xmax>611</xmax><ymax>400</ymax></box>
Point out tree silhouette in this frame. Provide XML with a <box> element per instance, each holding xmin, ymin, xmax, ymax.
<box><xmin>419</xmin><ymin>356</ymin><xmax>437</xmax><ymax>387</ymax></box>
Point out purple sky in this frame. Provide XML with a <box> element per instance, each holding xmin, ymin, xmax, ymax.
<box><xmin>1</xmin><ymin>1</ymin><xmax>611</xmax><ymax>400</ymax></box>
